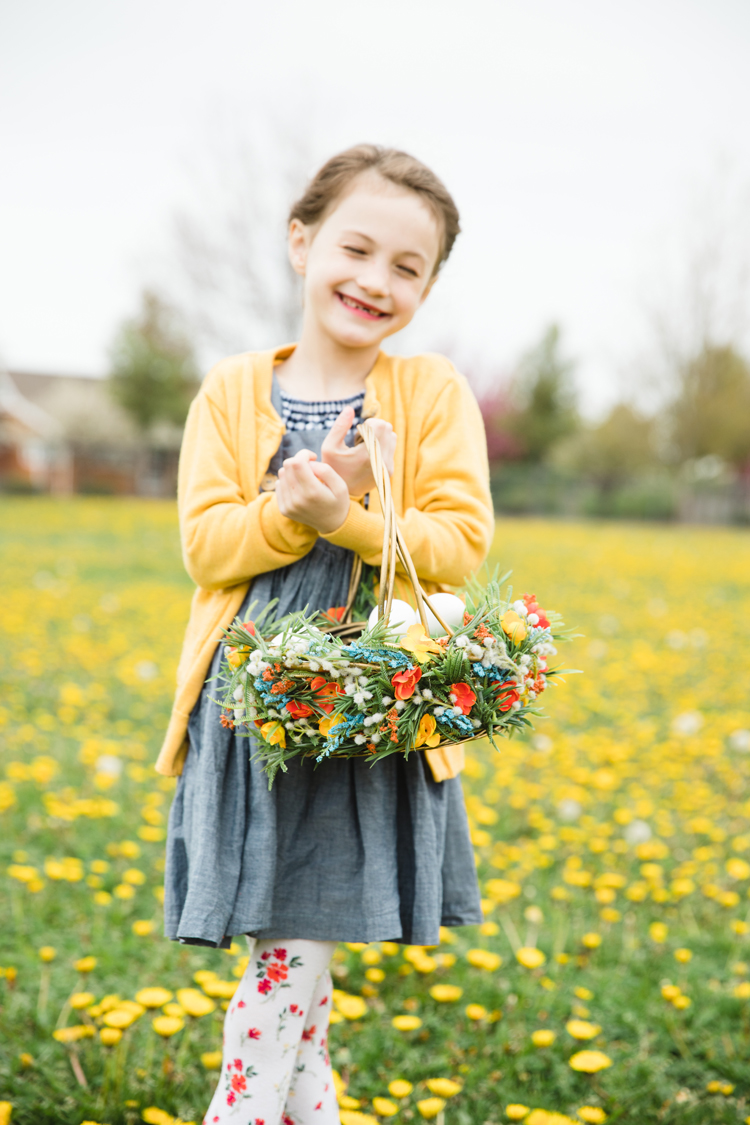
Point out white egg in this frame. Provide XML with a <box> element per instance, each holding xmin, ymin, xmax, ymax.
<box><xmin>367</xmin><ymin>598</ymin><xmax>418</xmax><ymax>632</ymax></box>
<box><xmin>423</xmin><ymin>592</ymin><xmax>467</xmax><ymax>637</ymax></box>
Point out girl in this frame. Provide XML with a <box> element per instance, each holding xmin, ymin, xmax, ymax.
<box><xmin>159</xmin><ymin>145</ymin><xmax>494</xmax><ymax>1124</ymax></box>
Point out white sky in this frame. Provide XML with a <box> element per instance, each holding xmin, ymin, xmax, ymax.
<box><xmin>2</xmin><ymin>0</ymin><xmax>749</xmax><ymax>414</ymax></box>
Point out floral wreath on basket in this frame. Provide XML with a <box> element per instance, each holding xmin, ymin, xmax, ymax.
<box><xmin>216</xmin><ymin>426</ymin><xmax>576</xmax><ymax>786</ymax></box>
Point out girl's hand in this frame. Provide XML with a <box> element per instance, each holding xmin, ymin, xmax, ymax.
<box><xmin>321</xmin><ymin>408</ymin><xmax>397</xmax><ymax>497</ymax></box>
<box><xmin>276</xmin><ymin>449</ymin><xmax>350</xmax><ymax>534</ymax></box>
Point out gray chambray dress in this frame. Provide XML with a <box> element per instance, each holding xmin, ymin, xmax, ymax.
<box><xmin>163</xmin><ymin>375</ymin><xmax>483</xmax><ymax>950</ymax></box>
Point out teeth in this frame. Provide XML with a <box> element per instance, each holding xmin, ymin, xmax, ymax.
<box><xmin>341</xmin><ymin>294</ymin><xmax>384</xmax><ymax>315</ymax></box>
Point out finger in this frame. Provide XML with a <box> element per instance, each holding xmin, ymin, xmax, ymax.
<box><xmin>310</xmin><ymin>460</ymin><xmax>349</xmax><ymax>497</ymax></box>
<box><xmin>322</xmin><ymin>407</ymin><xmax>355</xmax><ymax>451</ymax></box>
<box><xmin>283</xmin><ymin>448</ymin><xmax>317</xmax><ymax>466</ymax></box>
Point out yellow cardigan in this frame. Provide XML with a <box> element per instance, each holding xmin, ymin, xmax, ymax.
<box><xmin>155</xmin><ymin>344</ymin><xmax>494</xmax><ymax>781</ymax></box>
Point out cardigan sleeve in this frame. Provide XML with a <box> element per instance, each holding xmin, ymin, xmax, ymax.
<box><xmin>322</xmin><ymin>373</ymin><xmax>494</xmax><ymax>586</ymax></box>
<box><xmin>178</xmin><ymin>386</ymin><xmax>318</xmax><ymax>592</ymax></box>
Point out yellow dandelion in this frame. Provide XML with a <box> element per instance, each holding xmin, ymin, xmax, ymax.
<box><xmin>100</xmin><ymin>1027</ymin><xmax>123</xmax><ymax>1046</ymax></box>
<box><xmin>429</xmin><ymin>984</ymin><xmax>463</xmax><ymax>1002</ymax></box>
<box><xmin>733</xmin><ymin>981</ymin><xmax>750</xmax><ymax>999</ymax></box>
<box><xmin>516</xmin><ymin>947</ymin><xmax>546</xmax><ymax>969</ymax></box>
<box><xmin>465</xmin><ymin>1003</ymin><xmax>488</xmax><ymax>1021</ymax></box>
<box><xmin>581</xmin><ymin>933</ymin><xmax>602</xmax><ymax>950</ymax></box>
<box><xmin>132</xmin><ymin>919</ymin><xmax>155</xmax><ymax>936</ymax></box>
<box><xmin>69</xmin><ymin>992</ymin><xmax>95</xmax><ymax>1010</ymax></box>
<box><xmin>153</xmin><ymin>1015</ymin><xmax>184</xmax><ymax>1037</ymax></box>
<box><xmin>201</xmin><ymin>979</ymin><xmax>238</xmax><ymax>999</ymax></box>
<box><xmin>175</xmin><ymin>988</ymin><xmax>215</xmax><ymax>1017</ymax></box>
<box><xmin>648</xmin><ymin>922</ymin><xmax>668</xmax><ymax>943</ymax></box>
<box><xmin>416</xmin><ymin>1098</ymin><xmax>447</xmax><ymax>1120</ymax></box>
<box><xmin>388</xmin><ymin>1079</ymin><xmax>413</xmax><ymax>1097</ymax></box>
<box><xmin>201</xmin><ymin>1050</ymin><xmax>223</xmax><ymax>1070</ymax></box>
<box><xmin>566</xmin><ymin>1020</ymin><xmax>602</xmax><ymax>1040</ymax></box>
<box><xmin>569</xmin><ymin>1051</ymin><xmax>612</xmax><ymax>1074</ymax></box>
<box><xmin>135</xmin><ymin>987</ymin><xmax>174</xmax><ymax>1008</ymax></box>
<box><xmin>333</xmin><ymin>992</ymin><xmax>368</xmax><ymax>1020</ymax></box>
<box><xmin>73</xmin><ymin>956</ymin><xmax>97</xmax><ymax>973</ymax></box>
<box><xmin>52</xmin><ymin>1025</ymin><xmax>95</xmax><ymax>1043</ymax></box>
<box><xmin>577</xmin><ymin>1109</ymin><xmax>607</xmax><ymax>1123</ymax></box>
<box><xmin>372</xmin><ymin>1097</ymin><xmax>399</xmax><ymax>1116</ymax></box>
<box><xmin>102</xmin><ymin>1008</ymin><xmax>139</xmax><ymax>1029</ymax></box>
<box><xmin>392</xmin><ymin>1014</ymin><xmax>422</xmax><ymax>1031</ymax></box>
<box><xmin>0</xmin><ymin>1104</ymin><xmax>12</xmax><ymax>1125</ymax></box>
<box><xmin>38</xmin><ymin>946</ymin><xmax>56</xmax><ymax>962</ymax></box>
<box><xmin>531</xmin><ymin>1029</ymin><xmax>557</xmax><ymax>1047</ymax></box>
<box><xmin>365</xmin><ymin>968</ymin><xmax>385</xmax><ymax>983</ymax></box>
<box><xmin>674</xmin><ymin>948</ymin><xmax>692</xmax><ymax>963</ymax></box>
<box><xmin>505</xmin><ymin>1107</ymin><xmax>530</xmax><ymax>1121</ymax></box>
<box><xmin>425</xmin><ymin>1078</ymin><xmax>461</xmax><ymax>1097</ymax></box>
<box><xmin>466</xmin><ymin>948</ymin><xmax>502</xmax><ymax>971</ymax></box>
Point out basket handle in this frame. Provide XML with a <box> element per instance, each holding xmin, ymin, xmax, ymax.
<box><xmin>357</xmin><ymin>424</ymin><xmax>454</xmax><ymax>637</ymax></box>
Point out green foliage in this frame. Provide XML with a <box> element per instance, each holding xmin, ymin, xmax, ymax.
<box><xmin>108</xmin><ymin>291</ymin><xmax>199</xmax><ymax>433</ymax></box>
<box><xmin>511</xmin><ymin>325</ymin><xmax>579</xmax><ymax>464</ymax></box>
<box><xmin>554</xmin><ymin>404</ymin><xmax>659</xmax><ymax>490</ymax></box>
<box><xmin>667</xmin><ymin>343</ymin><xmax>750</xmax><ymax>467</ymax></box>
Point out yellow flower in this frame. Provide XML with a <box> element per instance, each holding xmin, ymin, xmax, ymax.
<box><xmin>319</xmin><ymin>714</ymin><xmax>345</xmax><ymax>738</ymax></box>
<box><xmin>193</xmin><ymin>969</ymin><xmax>218</xmax><ymax>985</ymax></box>
<box><xmin>505</xmin><ymin>1107</ymin><xmax>530</xmax><ymax>1121</ymax></box>
<box><xmin>465</xmin><ymin>1004</ymin><xmax>488</xmax><ymax>1021</ymax></box>
<box><xmin>18</xmin><ymin>1053</ymin><xmax>34</xmax><ymax>1068</ymax></box>
<box><xmin>339</xmin><ymin>1113</ymin><xmax>378</xmax><ymax>1125</ymax></box>
<box><xmin>100</xmin><ymin>1027</ymin><xmax>123</xmax><ymax>1046</ymax></box>
<box><xmin>260</xmin><ymin>720</ymin><xmax>286</xmax><ymax>747</ymax></box>
<box><xmin>52</xmin><ymin>1025</ymin><xmax>95</xmax><ymax>1043</ymax></box>
<box><xmin>392</xmin><ymin>1014</ymin><xmax>422</xmax><ymax>1031</ymax></box>
<box><xmin>142</xmin><ymin>1110</ymin><xmax>174</xmax><ymax>1125</ymax></box>
<box><xmin>388</xmin><ymin>1079</ymin><xmax>413</xmax><ymax>1097</ymax></box>
<box><xmin>674</xmin><ymin>948</ymin><xmax>692</xmax><ymax>963</ymax></box>
<box><xmin>102</xmin><ymin>1008</ymin><xmax>139</xmax><ymax>1029</ymax></box>
<box><xmin>153</xmin><ymin>1015</ymin><xmax>184</xmax><ymax>1037</ymax></box>
<box><xmin>69</xmin><ymin>992</ymin><xmax>95</xmax><ymax>1010</ymax></box>
<box><xmin>340</xmin><ymin>1099</ymin><xmax>362</xmax><ymax>1112</ymax></box>
<box><xmin>726</xmin><ymin>857</ymin><xmax>750</xmax><ymax>880</ymax></box>
<box><xmin>501</xmin><ymin>610</ymin><xmax>527</xmax><ymax>643</ymax></box>
<box><xmin>135</xmin><ymin>987</ymin><xmax>174</xmax><ymax>1008</ymax></box>
<box><xmin>417</xmin><ymin>1098</ymin><xmax>446</xmax><ymax>1120</ymax></box>
<box><xmin>581</xmin><ymin>933</ymin><xmax>601</xmax><ymax>950</ymax></box>
<box><xmin>0</xmin><ymin>1103</ymin><xmax>12</xmax><ymax>1125</ymax></box>
<box><xmin>226</xmin><ymin>646</ymin><xmax>249</xmax><ymax>670</ymax></box>
<box><xmin>466</xmin><ymin>948</ymin><xmax>502</xmax><ymax>971</ymax></box>
<box><xmin>333</xmin><ymin>991</ymin><xmax>368</xmax><ymax>1020</ymax></box>
<box><xmin>577</xmin><ymin>1109</ymin><xmax>607</xmax><ymax>1123</ymax></box>
<box><xmin>516</xmin><ymin>947</ymin><xmax>546</xmax><ymax>969</ymax></box>
<box><xmin>425</xmin><ymin>1078</ymin><xmax>461</xmax><ymax>1097</ymax></box>
<box><xmin>733</xmin><ymin>981</ymin><xmax>750</xmax><ymax>999</ymax></box>
<box><xmin>672</xmin><ymin>995</ymin><xmax>691</xmax><ymax>1009</ymax></box>
<box><xmin>569</xmin><ymin>1051</ymin><xmax>612</xmax><ymax>1073</ymax></box>
<box><xmin>566</xmin><ymin>1020</ymin><xmax>601</xmax><ymax>1040</ymax></box>
<box><xmin>372</xmin><ymin>1097</ymin><xmax>399</xmax><ymax>1116</ymax></box>
<box><xmin>399</xmin><ymin>623</ymin><xmax>443</xmax><ymax>662</ymax></box>
<box><xmin>38</xmin><ymin>946</ymin><xmax>56</xmax><ymax>962</ymax></box>
<box><xmin>414</xmin><ymin>713</ymin><xmax>441</xmax><ymax>748</ymax></box>
<box><xmin>201</xmin><ymin>1050</ymin><xmax>223</xmax><ymax>1070</ymax></box>
<box><xmin>531</xmin><ymin>1029</ymin><xmax>557</xmax><ymax>1047</ymax></box>
<box><xmin>429</xmin><ymin>984</ymin><xmax>463</xmax><ymax>1002</ymax></box>
<box><xmin>132</xmin><ymin>919</ymin><xmax>155</xmax><ymax>936</ymax></box>
<box><xmin>175</xmin><ymin>988</ymin><xmax>216</xmax><ymax>1017</ymax></box>
<box><xmin>706</xmin><ymin>1080</ymin><xmax>734</xmax><ymax>1094</ymax></box>
<box><xmin>649</xmin><ymin>922</ymin><xmax>668</xmax><ymax>943</ymax></box>
<box><xmin>74</xmin><ymin>956</ymin><xmax>97</xmax><ymax>973</ymax></box>
<box><xmin>114</xmin><ymin>884</ymin><xmax>135</xmax><ymax>900</ymax></box>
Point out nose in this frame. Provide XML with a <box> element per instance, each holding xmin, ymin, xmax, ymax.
<box><xmin>355</xmin><ymin>255</ymin><xmax>390</xmax><ymax>298</ymax></box>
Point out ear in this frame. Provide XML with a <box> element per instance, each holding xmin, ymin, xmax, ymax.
<box><xmin>288</xmin><ymin>218</ymin><xmax>310</xmax><ymax>277</ymax></box>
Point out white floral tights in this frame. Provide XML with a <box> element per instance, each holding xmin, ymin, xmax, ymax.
<box><xmin>203</xmin><ymin>938</ymin><xmax>339</xmax><ymax>1125</ymax></box>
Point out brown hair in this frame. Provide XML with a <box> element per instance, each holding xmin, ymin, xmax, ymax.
<box><xmin>288</xmin><ymin>144</ymin><xmax>460</xmax><ymax>274</ymax></box>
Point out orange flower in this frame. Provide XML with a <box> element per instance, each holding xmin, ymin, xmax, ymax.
<box><xmin>501</xmin><ymin>610</ymin><xmax>527</xmax><ymax>643</ymax></box>
<box><xmin>414</xmin><ymin>714</ymin><xmax>441</xmax><ymax>748</ymax></box>
<box><xmin>392</xmin><ymin>666</ymin><xmax>422</xmax><ymax>700</ymax></box>
<box><xmin>493</xmin><ymin>682</ymin><xmax>519</xmax><ymax>712</ymax></box>
<box><xmin>286</xmin><ymin>700</ymin><xmax>314</xmax><ymax>719</ymax></box>
<box><xmin>449</xmin><ymin>682</ymin><xmax>476</xmax><ymax>714</ymax></box>
<box><xmin>220</xmin><ymin>713</ymin><xmax>235</xmax><ymax>730</ymax></box>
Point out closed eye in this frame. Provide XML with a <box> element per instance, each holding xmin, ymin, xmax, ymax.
<box><xmin>398</xmin><ymin>264</ymin><xmax>419</xmax><ymax>277</ymax></box>
<box><xmin>344</xmin><ymin>245</ymin><xmax>366</xmax><ymax>255</ymax></box>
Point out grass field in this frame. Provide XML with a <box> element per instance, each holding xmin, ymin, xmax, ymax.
<box><xmin>1</xmin><ymin>498</ymin><xmax>750</xmax><ymax>1125</ymax></box>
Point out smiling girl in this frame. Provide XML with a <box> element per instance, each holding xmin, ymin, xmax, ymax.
<box><xmin>159</xmin><ymin>145</ymin><xmax>494</xmax><ymax>1124</ymax></box>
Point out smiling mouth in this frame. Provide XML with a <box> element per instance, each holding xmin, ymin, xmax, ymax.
<box><xmin>336</xmin><ymin>292</ymin><xmax>390</xmax><ymax>319</ymax></box>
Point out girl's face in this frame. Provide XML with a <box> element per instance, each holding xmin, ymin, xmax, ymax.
<box><xmin>288</xmin><ymin>173</ymin><xmax>442</xmax><ymax>350</ymax></box>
